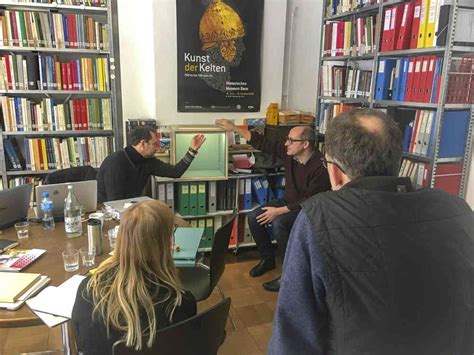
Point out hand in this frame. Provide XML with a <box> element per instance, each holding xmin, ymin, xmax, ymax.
<box><xmin>215</xmin><ymin>118</ymin><xmax>236</xmax><ymax>132</ymax></box>
<box><xmin>190</xmin><ymin>134</ymin><xmax>206</xmax><ymax>151</ymax></box>
<box><xmin>256</xmin><ymin>207</ymin><xmax>284</xmax><ymax>225</ymax></box>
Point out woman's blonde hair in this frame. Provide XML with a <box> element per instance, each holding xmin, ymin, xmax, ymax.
<box><xmin>87</xmin><ymin>200</ymin><xmax>183</xmax><ymax>350</ymax></box>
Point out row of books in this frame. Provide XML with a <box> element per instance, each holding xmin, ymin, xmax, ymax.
<box><xmin>0</xmin><ymin>11</ymin><xmax>108</xmax><ymax>50</ymax></box>
<box><xmin>0</xmin><ymin>97</ymin><xmax>112</xmax><ymax>132</ymax></box>
<box><xmin>380</xmin><ymin>0</ymin><xmax>448</xmax><ymax>52</ymax></box>
<box><xmin>4</xmin><ymin>136</ymin><xmax>112</xmax><ymax>171</ymax></box>
<box><xmin>323</xmin><ymin>15</ymin><xmax>378</xmax><ymax>57</ymax></box>
<box><xmin>325</xmin><ymin>0</ymin><xmax>379</xmax><ymax>17</ymax></box>
<box><xmin>229</xmin><ymin>214</ymin><xmax>256</xmax><ymax>248</ymax></box>
<box><xmin>375</xmin><ymin>56</ymin><xmax>442</xmax><ymax>102</ymax></box>
<box><xmin>321</xmin><ymin>65</ymin><xmax>372</xmax><ymax>99</ymax></box>
<box><xmin>393</xmin><ymin>108</ymin><xmax>470</xmax><ymax>158</ymax></box>
<box><xmin>5</xmin><ymin>0</ymin><xmax>107</xmax><ymax>7</ymax></box>
<box><xmin>446</xmin><ymin>55</ymin><xmax>474</xmax><ymax>104</ymax></box>
<box><xmin>318</xmin><ymin>103</ymin><xmax>361</xmax><ymax>134</ymax></box>
<box><xmin>4</xmin><ymin>175</ymin><xmax>42</xmax><ymax>190</ymax></box>
<box><xmin>0</xmin><ymin>54</ymin><xmax>110</xmax><ymax>91</ymax></box>
<box><xmin>399</xmin><ymin>158</ymin><xmax>430</xmax><ymax>190</ymax></box>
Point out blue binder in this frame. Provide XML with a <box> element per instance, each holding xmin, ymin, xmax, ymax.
<box><xmin>375</xmin><ymin>59</ymin><xmax>396</xmax><ymax>100</ymax></box>
<box><xmin>243</xmin><ymin>178</ymin><xmax>252</xmax><ymax>210</ymax></box>
<box><xmin>438</xmin><ymin>111</ymin><xmax>470</xmax><ymax>158</ymax></box>
<box><xmin>398</xmin><ymin>58</ymin><xmax>409</xmax><ymax>101</ymax></box>
<box><xmin>430</xmin><ymin>58</ymin><xmax>443</xmax><ymax>103</ymax></box>
<box><xmin>251</xmin><ymin>178</ymin><xmax>267</xmax><ymax>205</ymax></box>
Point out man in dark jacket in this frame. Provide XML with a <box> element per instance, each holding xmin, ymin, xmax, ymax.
<box><xmin>96</xmin><ymin>126</ymin><xmax>205</xmax><ymax>203</ymax></box>
<box><xmin>216</xmin><ymin>118</ymin><xmax>331</xmax><ymax>292</ymax></box>
<box><xmin>270</xmin><ymin>108</ymin><xmax>474</xmax><ymax>354</ymax></box>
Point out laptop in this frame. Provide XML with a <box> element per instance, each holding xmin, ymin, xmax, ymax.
<box><xmin>0</xmin><ymin>183</ymin><xmax>32</xmax><ymax>229</ymax></box>
<box><xmin>35</xmin><ymin>180</ymin><xmax>97</xmax><ymax>218</ymax></box>
<box><xmin>103</xmin><ymin>196</ymin><xmax>153</xmax><ymax>220</ymax></box>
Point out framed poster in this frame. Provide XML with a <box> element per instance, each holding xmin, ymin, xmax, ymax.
<box><xmin>177</xmin><ymin>0</ymin><xmax>264</xmax><ymax>112</ymax></box>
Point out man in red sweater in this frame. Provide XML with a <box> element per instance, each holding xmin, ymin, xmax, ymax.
<box><xmin>216</xmin><ymin>119</ymin><xmax>331</xmax><ymax>291</ymax></box>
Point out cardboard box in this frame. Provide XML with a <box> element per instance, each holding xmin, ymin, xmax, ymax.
<box><xmin>278</xmin><ymin>110</ymin><xmax>299</xmax><ymax>124</ymax></box>
<box><xmin>266</xmin><ymin>102</ymin><xmax>279</xmax><ymax>125</ymax></box>
<box><xmin>297</xmin><ymin>111</ymin><xmax>315</xmax><ymax>124</ymax></box>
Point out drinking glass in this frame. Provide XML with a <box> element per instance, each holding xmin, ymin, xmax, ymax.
<box><xmin>62</xmin><ymin>249</ymin><xmax>79</xmax><ymax>272</ymax></box>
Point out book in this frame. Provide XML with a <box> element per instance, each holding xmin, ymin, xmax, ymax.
<box><xmin>0</xmin><ymin>272</ymin><xmax>41</xmax><ymax>302</ymax></box>
<box><xmin>0</xmin><ymin>275</ymin><xmax>50</xmax><ymax>310</ymax></box>
<box><xmin>0</xmin><ymin>239</ymin><xmax>19</xmax><ymax>253</ymax></box>
<box><xmin>0</xmin><ymin>248</ymin><xmax>46</xmax><ymax>272</ymax></box>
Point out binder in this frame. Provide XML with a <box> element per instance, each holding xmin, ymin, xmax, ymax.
<box><xmin>198</xmin><ymin>219</ymin><xmax>207</xmax><ymax>248</ymax></box>
<box><xmin>433</xmin><ymin>163</ymin><xmax>463</xmax><ymax>196</ymax></box>
<box><xmin>409</xmin><ymin>110</ymin><xmax>422</xmax><ymax>153</ymax></box>
<box><xmin>403</xmin><ymin>120</ymin><xmax>414</xmax><ymax>152</ymax></box>
<box><xmin>410</xmin><ymin>2</ymin><xmax>422</xmax><ymax>48</ymax></box>
<box><xmin>228</xmin><ymin>218</ymin><xmax>238</xmax><ymax>248</ymax></box>
<box><xmin>405</xmin><ymin>57</ymin><xmax>418</xmax><ymax>102</ymax></box>
<box><xmin>388</xmin><ymin>5</ymin><xmax>404</xmax><ymax>52</ymax></box>
<box><xmin>165</xmin><ymin>182</ymin><xmax>174</xmax><ymax>212</ymax></box>
<box><xmin>243</xmin><ymin>178</ymin><xmax>252</xmax><ymax>210</ymax></box>
<box><xmin>238</xmin><ymin>179</ymin><xmax>245</xmax><ymax>210</ymax></box>
<box><xmin>392</xmin><ymin>59</ymin><xmax>402</xmax><ymax>101</ymax></box>
<box><xmin>251</xmin><ymin>178</ymin><xmax>267</xmax><ymax>205</ymax></box>
<box><xmin>420</xmin><ymin>110</ymin><xmax>435</xmax><ymax>156</ymax></box>
<box><xmin>375</xmin><ymin>59</ymin><xmax>396</xmax><ymax>100</ymax></box>
<box><xmin>398</xmin><ymin>58</ymin><xmax>409</xmax><ymax>101</ymax></box>
<box><xmin>188</xmin><ymin>182</ymin><xmax>198</xmax><ymax>216</ymax></box>
<box><xmin>417</xmin><ymin>56</ymin><xmax>429</xmax><ymax>102</ymax></box>
<box><xmin>427</xmin><ymin>111</ymin><xmax>438</xmax><ymax>157</ymax></box>
<box><xmin>381</xmin><ymin>8</ymin><xmax>392</xmax><ymax>51</ymax></box>
<box><xmin>260</xmin><ymin>177</ymin><xmax>271</xmax><ymax>202</ymax></box>
<box><xmin>431</xmin><ymin>57</ymin><xmax>443</xmax><ymax>103</ymax></box>
<box><xmin>207</xmin><ymin>181</ymin><xmax>217</xmax><ymax>213</ymax></box>
<box><xmin>435</xmin><ymin>1</ymin><xmax>450</xmax><ymax>46</ymax></box>
<box><xmin>237</xmin><ymin>214</ymin><xmax>245</xmax><ymax>243</ymax></box>
<box><xmin>417</xmin><ymin>0</ymin><xmax>429</xmax><ymax>48</ymax></box>
<box><xmin>197</xmin><ymin>182</ymin><xmax>207</xmax><ymax>216</ymax></box>
<box><xmin>205</xmin><ymin>218</ymin><xmax>214</xmax><ymax>248</ymax></box>
<box><xmin>395</xmin><ymin>2</ymin><xmax>414</xmax><ymax>50</ymax></box>
<box><xmin>438</xmin><ymin>111</ymin><xmax>470</xmax><ymax>158</ymax></box>
<box><xmin>425</xmin><ymin>0</ymin><xmax>439</xmax><ymax>47</ymax></box>
<box><xmin>177</xmin><ymin>182</ymin><xmax>189</xmax><ymax>216</ymax></box>
<box><xmin>157</xmin><ymin>183</ymin><xmax>166</xmax><ymax>203</ymax></box>
<box><xmin>415</xmin><ymin>110</ymin><xmax>428</xmax><ymax>155</ymax></box>
<box><xmin>243</xmin><ymin>216</ymin><xmax>254</xmax><ymax>244</ymax></box>
<box><xmin>216</xmin><ymin>181</ymin><xmax>227</xmax><ymax>211</ymax></box>
<box><xmin>424</xmin><ymin>56</ymin><xmax>436</xmax><ymax>102</ymax></box>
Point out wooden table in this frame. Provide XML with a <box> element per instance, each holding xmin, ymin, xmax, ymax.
<box><xmin>0</xmin><ymin>219</ymin><xmax>116</xmax><ymax>328</ymax></box>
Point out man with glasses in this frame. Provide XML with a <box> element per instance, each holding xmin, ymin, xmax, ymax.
<box><xmin>270</xmin><ymin>108</ymin><xmax>474</xmax><ymax>354</ymax></box>
<box><xmin>97</xmin><ymin>126</ymin><xmax>205</xmax><ymax>203</ymax></box>
<box><xmin>215</xmin><ymin>118</ymin><xmax>330</xmax><ymax>292</ymax></box>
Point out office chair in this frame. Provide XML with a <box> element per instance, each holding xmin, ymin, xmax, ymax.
<box><xmin>178</xmin><ymin>213</ymin><xmax>237</xmax><ymax>302</ymax></box>
<box><xmin>112</xmin><ymin>297</ymin><xmax>231</xmax><ymax>355</ymax></box>
<box><xmin>43</xmin><ymin>166</ymin><xmax>97</xmax><ymax>185</ymax></box>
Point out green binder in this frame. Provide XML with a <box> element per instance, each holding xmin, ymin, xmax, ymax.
<box><xmin>189</xmin><ymin>182</ymin><xmax>198</xmax><ymax>216</ymax></box>
<box><xmin>205</xmin><ymin>218</ymin><xmax>214</xmax><ymax>249</ymax></box>
<box><xmin>177</xmin><ymin>182</ymin><xmax>189</xmax><ymax>216</ymax></box>
<box><xmin>198</xmin><ymin>219</ymin><xmax>207</xmax><ymax>248</ymax></box>
<box><xmin>197</xmin><ymin>182</ymin><xmax>207</xmax><ymax>216</ymax></box>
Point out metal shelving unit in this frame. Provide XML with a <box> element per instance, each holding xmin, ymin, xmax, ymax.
<box><xmin>316</xmin><ymin>0</ymin><xmax>474</xmax><ymax>198</ymax></box>
<box><xmin>0</xmin><ymin>0</ymin><xmax>123</xmax><ymax>188</ymax></box>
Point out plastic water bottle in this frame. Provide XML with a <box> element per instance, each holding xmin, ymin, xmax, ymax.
<box><xmin>40</xmin><ymin>192</ymin><xmax>55</xmax><ymax>230</ymax></box>
<box><xmin>64</xmin><ymin>185</ymin><xmax>82</xmax><ymax>238</ymax></box>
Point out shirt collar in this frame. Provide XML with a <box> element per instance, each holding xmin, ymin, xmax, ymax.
<box><xmin>344</xmin><ymin>176</ymin><xmax>414</xmax><ymax>193</ymax></box>
<box><xmin>293</xmin><ymin>150</ymin><xmax>315</xmax><ymax>165</ymax></box>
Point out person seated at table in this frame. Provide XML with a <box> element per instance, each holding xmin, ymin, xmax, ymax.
<box><xmin>72</xmin><ymin>200</ymin><xmax>197</xmax><ymax>354</ymax></box>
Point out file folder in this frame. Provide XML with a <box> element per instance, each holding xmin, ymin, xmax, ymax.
<box><xmin>207</xmin><ymin>181</ymin><xmax>217</xmax><ymax>213</ymax></box>
<box><xmin>381</xmin><ymin>8</ymin><xmax>392</xmax><ymax>51</ymax></box>
<box><xmin>420</xmin><ymin>111</ymin><xmax>435</xmax><ymax>156</ymax></box>
<box><xmin>197</xmin><ymin>182</ymin><xmax>207</xmax><ymax>216</ymax></box>
<box><xmin>410</xmin><ymin>2</ymin><xmax>422</xmax><ymax>48</ymax></box>
<box><xmin>438</xmin><ymin>111</ymin><xmax>470</xmax><ymax>158</ymax></box>
<box><xmin>188</xmin><ymin>182</ymin><xmax>198</xmax><ymax>216</ymax></box>
<box><xmin>417</xmin><ymin>0</ymin><xmax>429</xmax><ymax>48</ymax></box>
<box><xmin>244</xmin><ymin>178</ymin><xmax>252</xmax><ymax>210</ymax></box>
<box><xmin>375</xmin><ymin>59</ymin><xmax>396</xmax><ymax>100</ymax></box>
<box><xmin>424</xmin><ymin>56</ymin><xmax>436</xmax><ymax>102</ymax></box>
<box><xmin>395</xmin><ymin>2</ymin><xmax>414</xmax><ymax>50</ymax></box>
<box><xmin>157</xmin><ymin>183</ymin><xmax>166</xmax><ymax>203</ymax></box>
<box><xmin>205</xmin><ymin>218</ymin><xmax>214</xmax><ymax>249</ymax></box>
<box><xmin>424</xmin><ymin>0</ymin><xmax>438</xmax><ymax>47</ymax></box>
<box><xmin>251</xmin><ymin>178</ymin><xmax>267</xmax><ymax>205</ymax></box>
<box><xmin>405</xmin><ymin>57</ymin><xmax>417</xmax><ymax>101</ymax></box>
<box><xmin>398</xmin><ymin>58</ymin><xmax>409</xmax><ymax>101</ymax></box>
<box><xmin>198</xmin><ymin>219</ymin><xmax>207</xmax><ymax>248</ymax></box>
<box><xmin>177</xmin><ymin>182</ymin><xmax>189</xmax><ymax>216</ymax></box>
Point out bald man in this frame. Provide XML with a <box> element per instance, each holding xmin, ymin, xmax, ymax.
<box><xmin>216</xmin><ymin>119</ymin><xmax>330</xmax><ymax>292</ymax></box>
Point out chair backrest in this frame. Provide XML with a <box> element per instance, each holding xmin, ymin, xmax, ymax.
<box><xmin>209</xmin><ymin>213</ymin><xmax>237</xmax><ymax>293</ymax></box>
<box><xmin>44</xmin><ymin>166</ymin><xmax>97</xmax><ymax>185</ymax></box>
<box><xmin>112</xmin><ymin>297</ymin><xmax>231</xmax><ymax>355</ymax></box>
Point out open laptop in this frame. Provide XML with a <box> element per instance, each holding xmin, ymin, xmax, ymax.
<box><xmin>103</xmin><ymin>196</ymin><xmax>153</xmax><ymax>220</ymax></box>
<box><xmin>0</xmin><ymin>183</ymin><xmax>32</xmax><ymax>229</ymax></box>
<box><xmin>35</xmin><ymin>180</ymin><xmax>97</xmax><ymax>219</ymax></box>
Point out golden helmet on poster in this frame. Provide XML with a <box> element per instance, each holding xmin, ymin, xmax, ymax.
<box><xmin>199</xmin><ymin>0</ymin><xmax>246</xmax><ymax>62</ymax></box>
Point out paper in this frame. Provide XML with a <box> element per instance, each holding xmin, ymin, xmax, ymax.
<box><xmin>0</xmin><ymin>276</ymin><xmax>50</xmax><ymax>310</ymax></box>
<box><xmin>27</xmin><ymin>274</ymin><xmax>85</xmax><ymax>319</ymax></box>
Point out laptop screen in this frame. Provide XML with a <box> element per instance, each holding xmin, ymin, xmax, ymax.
<box><xmin>0</xmin><ymin>184</ymin><xmax>32</xmax><ymax>229</ymax></box>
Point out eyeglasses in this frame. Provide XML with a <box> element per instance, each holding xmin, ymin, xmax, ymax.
<box><xmin>320</xmin><ymin>157</ymin><xmax>346</xmax><ymax>174</ymax></box>
<box><xmin>285</xmin><ymin>136</ymin><xmax>307</xmax><ymax>144</ymax></box>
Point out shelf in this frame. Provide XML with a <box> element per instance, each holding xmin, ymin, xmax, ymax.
<box><xmin>229</xmin><ymin>149</ymin><xmax>260</xmax><ymax>154</ymax></box>
<box><xmin>0</xmin><ymin>46</ymin><xmax>109</xmax><ymax>55</ymax></box>
<box><xmin>2</xmin><ymin>130</ymin><xmax>114</xmax><ymax>137</ymax></box>
<box><xmin>0</xmin><ymin>2</ymin><xmax>108</xmax><ymax>14</ymax></box>
<box><xmin>324</xmin><ymin>3</ymin><xmax>379</xmax><ymax>21</ymax></box>
<box><xmin>381</xmin><ymin>0</ymin><xmax>405</xmax><ymax>7</ymax></box>
<box><xmin>228</xmin><ymin>173</ymin><xmax>265</xmax><ymax>179</ymax></box>
<box><xmin>238</xmin><ymin>205</ymin><xmax>259</xmax><ymax>214</ymax></box>
<box><xmin>320</xmin><ymin>96</ymin><xmax>370</xmax><ymax>104</ymax></box>
<box><xmin>373</xmin><ymin>100</ymin><xmax>472</xmax><ymax>110</ymax></box>
<box><xmin>7</xmin><ymin>170</ymin><xmax>54</xmax><ymax>176</ymax></box>
<box><xmin>176</xmin><ymin>210</ymin><xmax>234</xmax><ymax>219</ymax></box>
<box><xmin>378</xmin><ymin>47</ymin><xmax>445</xmax><ymax>57</ymax></box>
<box><xmin>234</xmin><ymin>242</ymin><xmax>256</xmax><ymax>248</ymax></box>
<box><xmin>0</xmin><ymin>90</ymin><xmax>111</xmax><ymax>97</ymax></box>
<box><xmin>402</xmin><ymin>152</ymin><xmax>431</xmax><ymax>163</ymax></box>
<box><xmin>321</xmin><ymin>54</ymin><xmax>375</xmax><ymax>61</ymax></box>
<box><xmin>437</xmin><ymin>157</ymin><xmax>464</xmax><ymax>164</ymax></box>
<box><xmin>452</xmin><ymin>45</ymin><xmax>474</xmax><ymax>53</ymax></box>
<box><xmin>273</xmin><ymin>122</ymin><xmax>314</xmax><ymax>127</ymax></box>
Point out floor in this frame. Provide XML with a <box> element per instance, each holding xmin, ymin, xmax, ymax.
<box><xmin>0</xmin><ymin>249</ymin><xmax>281</xmax><ymax>355</ymax></box>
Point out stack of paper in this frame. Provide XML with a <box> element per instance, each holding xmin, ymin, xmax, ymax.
<box><xmin>0</xmin><ymin>275</ymin><xmax>50</xmax><ymax>310</ymax></box>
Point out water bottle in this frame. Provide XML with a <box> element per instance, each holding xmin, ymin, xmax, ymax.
<box><xmin>64</xmin><ymin>185</ymin><xmax>82</xmax><ymax>238</ymax></box>
<box><xmin>40</xmin><ymin>192</ymin><xmax>55</xmax><ymax>230</ymax></box>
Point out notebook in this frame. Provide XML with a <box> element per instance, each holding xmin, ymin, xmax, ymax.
<box><xmin>0</xmin><ymin>239</ymin><xmax>19</xmax><ymax>253</ymax></box>
<box><xmin>0</xmin><ymin>275</ymin><xmax>50</xmax><ymax>310</ymax></box>
<box><xmin>35</xmin><ymin>180</ymin><xmax>97</xmax><ymax>218</ymax></box>
<box><xmin>0</xmin><ymin>183</ymin><xmax>32</xmax><ymax>229</ymax></box>
<box><xmin>0</xmin><ymin>249</ymin><xmax>46</xmax><ymax>272</ymax></box>
<box><xmin>0</xmin><ymin>272</ymin><xmax>41</xmax><ymax>302</ymax></box>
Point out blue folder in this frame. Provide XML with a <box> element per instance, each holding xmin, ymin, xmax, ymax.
<box><xmin>173</xmin><ymin>227</ymin><xmax>204</xmax><ymax>267</ymax></box>
<box><xmin>375</xmin><ymin>59</ymin><xmax>396</xmax><ymax>100</ymax></box>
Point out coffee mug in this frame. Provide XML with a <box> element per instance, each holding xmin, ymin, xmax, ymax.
<box><xmin>89</xmin><ymin>212</ymin><xmax>105</xmax><ymax>229</ymax></box>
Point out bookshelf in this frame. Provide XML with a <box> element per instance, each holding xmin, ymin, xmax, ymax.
<box><xmin>0</xmin><ymin>0</ymin><xmax>123</xmax><ymax>189</ymax></box>
<box><xmin>316</xmin><ymin>0</ymin><xmax>474</xmax><ymax>198</ymax></box>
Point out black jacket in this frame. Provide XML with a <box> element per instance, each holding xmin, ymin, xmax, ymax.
<box><xmin>301</xmin><ymin>176</ymin><xmax>474</xmax><ymax>354</ymax></box>
<box><xmin>72</xmin><ymin>276</ymin><xmax>197</xmax><ymax>355</ymax></box>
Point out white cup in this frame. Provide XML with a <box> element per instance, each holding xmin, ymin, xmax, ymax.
<box><xmin>89</xmin><ymin>212</ymin><xmax>105</xmax><ymax>230</ymax></box>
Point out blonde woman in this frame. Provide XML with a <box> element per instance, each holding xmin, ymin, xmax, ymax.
<box><xmin>72</xmin><ymin>200</ymin><xmax>197</xmax><ymax>354</ymax></box>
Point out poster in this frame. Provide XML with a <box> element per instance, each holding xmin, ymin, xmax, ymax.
<box><xmin>176</xmin><ymin>0</ymin><xmax>264</xmax><ymax>112</ymax></box>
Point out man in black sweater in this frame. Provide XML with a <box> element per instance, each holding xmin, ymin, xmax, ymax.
<box><xmin>215</xmin><ymin>118</ymin><xmax>331</xmax><ymax>292</ymax></box>
<box><xmin>96</xmin><ymin>126</ymin><xmax>205</xmax><ymax>203</ymax></box>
